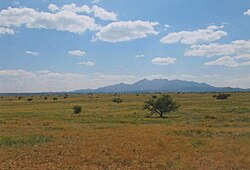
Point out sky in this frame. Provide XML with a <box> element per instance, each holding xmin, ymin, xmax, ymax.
<box><xmin>0</xmin><ymin>0</ymin><xmax>250</xmax><ymax>92</ymax></box>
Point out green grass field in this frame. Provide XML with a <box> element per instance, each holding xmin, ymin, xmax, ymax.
<box><xmin>0</xmin><ymin>93</ymin><xmax>250</xmax><ymax>169</ymax></box>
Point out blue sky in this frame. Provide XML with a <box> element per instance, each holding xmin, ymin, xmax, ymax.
<box><xmin>0</xmin><ymin>0</ymin><xmax>250</xmax><ymax>92</ymax></box>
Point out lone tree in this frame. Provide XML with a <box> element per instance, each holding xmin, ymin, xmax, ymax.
<box><xmin>73</xmin><ymin>106</ymin><xmax>82</xmax><ymax>114</ymax></box>
<box><xmin>144</xmin><ymin>95</ymin><xmax>179</xmax><ymax>118</ymax></box>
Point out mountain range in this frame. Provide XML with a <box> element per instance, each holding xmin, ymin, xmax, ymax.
<box><xmin>73</xmin><ymin>79</ymin><xmax>250</xmax><ymax>93</ymax></box>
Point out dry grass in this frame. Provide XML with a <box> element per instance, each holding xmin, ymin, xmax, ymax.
<box><xmin>0</xmin><ymin>93</ymin><xmax>249</xmax><ymax>169</ymax></box>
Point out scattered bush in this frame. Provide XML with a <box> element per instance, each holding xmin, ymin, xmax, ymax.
<box><xmin>152</xmin><ymin>95</ymin><xmax>158</xmax><ymax>99</ymax></box>
<box><xmin>216</xmin><ymin>93</ymin><xmax>231</xmax><ymax>100</ymax></box>
<box><xmin>18</xmin><ymin>96</ymin><xmax>23</xmax><ymax>100</ymax></box>
<box><xmin>63</xmin><ymin>94</ymin><xmax>69</xmax><ymax>99</ymax></box>
<box><xmin>27</xmin><ymin>98</ymin><xmax>33</xmax><ymax>101</ymax></box>
<box><xmin>44</xmin><ymin>97</ymin><xmax>48</xmax><ymax>100</ymax></box>
<box><xmin>112</xmin><ymin>97</ymin><xmax>122</xmax><ymax>104</ymax></box>
<box><xmin>53</xmin><ymin>97</ymin><xmax>58</xmax><ymax>100</ymax></box>
<box><xmin>73</xmin><ymin>106</ymin><xmax>82</xmax><ymax>114</ymax></box>
<box><xmin>144</xmin><ymin>95</ymin><xmax>180</xmax><ymax>118</ymax></box>
<box><xmin>212</xmin><ymin>94</ymin><xmax>217</xmax><ymax>98</ymax></box>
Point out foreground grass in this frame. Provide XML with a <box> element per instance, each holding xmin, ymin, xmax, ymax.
<box><xmin>0</xmin><ymin>93</ymin><xmax>249</xmax><ymax>169</ymax></box>
<box><xmin>0</xmin><ymin>134</ymin><xmax>52</xmax><ymax>147</ymax></box>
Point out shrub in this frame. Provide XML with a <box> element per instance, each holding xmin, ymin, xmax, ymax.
<box><xmin>152</xmin><ymin>95</ymin><xmax>158</xmax><ymax>99</ymax></box>
<box><xmin>144</xmin><ymin>95</ymin><xmax>179</xmax><ymax>118</ymax></box>
<box><xmin>212</xmin><ymin>94</ymin><xmax>217</xmax><ymax>98</ymax></box>
<box><xmin>112</xmin><ymin>97</ymin><xmax>122</xmax><ymax>104</ymax></box>
<box><xmin>73</xmin><ymin>106</ymin><xmax>82</xmax><ymax>114</ymax></box>
<box><xmin>44</xmin><ymin>97</ymin><xmax>48</xmax><ymax>100</ymax></box>
<box><xmin>53</xmin><ymin>97</ymin><xmax>58</xmax><ymax>100</ymax></box>
<box><xmin>27</xmin><ymin>98</ymin><xmax>33</xmax><ymax>101</ymax></box>
<box><xmin>216</xmin><ymin>93</ymin><xmax>231</xmax><ymax>100</ymax></box>
<box><xmin>63</xmin><ymin>94</ymin><xmax>69</xmax><ymax>99</ymax></box>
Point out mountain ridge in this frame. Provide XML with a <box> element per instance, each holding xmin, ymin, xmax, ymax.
<box><xmin>73</xmin><ymin>79</ymin><xmax>250</xmax><ymax>93</ymax></box>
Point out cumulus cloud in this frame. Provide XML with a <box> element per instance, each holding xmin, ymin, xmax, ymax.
<box><xmin>68</xmin><ymin>50</ymin><xmax>86</xmax><ymax>56</ymax></box>
<box><xmin>92</xmin><ymin>5</ymin><xmax>117</xmax><ymax>21</ymax></box>
<box><xmin>0</xmin><ymin>26</ymin><xmax>14</xmax><ymax>35</ymax></box>
<box><xmin>185</xmin><ymin>40</ymin><xmax>250</xmax><ymax>57</ymax></box>
<box><xmin>244</xmin><ymin>9</ymin><xmax>250</xmax><ymax>16</ymax></box>
<box><xmin>151</xmin><ymin>57</ymin><xmax>176</xmax><ymax>65</ymax></box>
<box><xmin>184</xmin><ymin>39</ymin><xmax>250</xmax><ymax>67</ymax></box>
<box><xmin>95</xmin><ymin>20</ymin><xmax>159</xmax><ymax>42</ymax></box>
<box><xmin>77</xmin><ymin>61</ymin><xmax>95</xmax><ymax>66</ymax></box>
<box><xmin>48</xmin><ymin>4</ymin><xmax>59</xmax><ymax>12</ymax></box>
<box><xmin>48</xmin><ymin>4</ymin><xmax>116</xmax><ymax>21</ymax></box>
<box><xmin>0</xmin><ymin>6</ymin><xmax>99</xmax><ymax>35</ymax></box>
<box><xmin>160</xmin><ymin>25</ymin><xmax>227</xmax><ymax>45</ymax></box>
<box><xmin>25</xmin><ymin>51</ymin><xmax>39</xmax><ymax>56</ymax></box>
<box><xmin>204</xmin><ymin>56</ymin><xmax>250</xmax><ymax>67</ymax></box>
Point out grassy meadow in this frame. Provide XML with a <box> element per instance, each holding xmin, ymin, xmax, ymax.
<box><xmin>0</xmin><ymin>93</ymin><xmax>250</xmax><ymax>169</ymax></box>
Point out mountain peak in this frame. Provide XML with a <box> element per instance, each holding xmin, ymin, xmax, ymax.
<box><xmin>73</xmin><ymin>79</ymin><xmax>249</xmax><ymax>93</ymax></box>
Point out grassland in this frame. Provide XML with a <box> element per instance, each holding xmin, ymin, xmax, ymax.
<box><xmin>0</xmin><ymin>93</ymin><xmax>249</xmax><ymax>169</ymax></box>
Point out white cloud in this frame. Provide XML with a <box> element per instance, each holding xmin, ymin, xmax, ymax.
<box><xmin>68</xmin><ymin>50</ymin><xmax>86</xmax><ymax>56</ymax></box>
<box><xmin>0</xmin><ymin>26</ymin><xmax>14</xmax><ymax>35</ymax></box>
<box><xmin>234</xmin><ymin>54</ymin><xmax>250</xmax><ymax>60</ymax></box>
<box><xmin>0</xmin><ymin>69</ymin><xmax>249</xmax><ymax>92</ymax></box>
<box><xmin>95</xmin><ymin>20</ymin><xmax>159</xmax><ymax>42</ymax></box>
<box><xmin>0</xmin><ymin>69</ymin><xmax>87</xmax><ymax>92</ymax></box>
<box><xmin>185</xmin><ymin>40</ymin><xmax>250</xmax><ymax>57</ymax></box>
<box><xmin>92</xmin><ymin>5</ymin><xmax>117</xmax><ymax>21</ymax></box>
<box><xmin>204</xmin><ymin>56</ymin><xmax>250</xmax><ymax>67</ymax></box>
<box><xmin>48</xmin><ymin>4</ymin><xmax>59</xmax><ymax>12</ymax></box>
<box><xmin>151</xmin><ymin>57</ymin><xmax>176</xmax><ymax>65</ymax></box>
<box><xmin>244</xmin><ymin>9</ymin><xmax>250</xmax><ymax>16</ymax></box>
<box><xmin>77</xmin><ymin>61</ymin><xmax>95</xmax><ymax>66</ymax></box>
<box><xmin>60</xmin><ymin>4</ymin><xmax>92</xmax><ymax>13</ymax></box>
<box><xmin>160</xmin><ymin>25</ymin><xmax>227</xmax><ymax>45</ymax></box>
<box><xmin>0</xmin><ymin>6</ymin><xmax>98</xmax><ymax>34</ymax></box>
<box><xmin>0</xmin><ymin>69</ymin><xmax>35</xmax><ymax>79</ymax></box>
<box><xmin>0</xmin><ymin>69</ymin><xmax>138</xmax><ymax>92</ymax></box>
<box><xmin>48</xmin><ymin>4</ymin><xmax>116</xmax><ymax>21</ymax></box>
<box><xmin>25</xmin><ymin>50</ymin><xmax>39</xmax><ymax>56</ymax></box>
<box><xmin>164</xmin><ymin>24</ymin><xmax>170</xmax><ymax>31</ymax></box>
<box><xmin>135</xmin><ymin>54</ymin><xmax>144</xmax><ymax>58</ymax></box>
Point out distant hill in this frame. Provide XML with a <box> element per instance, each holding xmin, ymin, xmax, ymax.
<box><xmin>73</xmin><ymin>79</ymin><xmax>250</xmax><ymax>93</ymax></box>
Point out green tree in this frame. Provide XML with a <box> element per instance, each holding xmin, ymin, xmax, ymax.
<box><xmin>144</xmin><ymin>95</ymin><xmax>179</xmax><ymax>118</ymax></box>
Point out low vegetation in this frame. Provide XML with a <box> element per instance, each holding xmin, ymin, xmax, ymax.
<box><xmin>216</xmin><ymin>93</ymin><xmax>231</xmax><ymax>100</ymax></box>
<box><xmin>73</xmin><ymin>106</ymin><xmax>82</xmax><ymax>114</ymax></box>
<box><xmin>0</xmin><ymin>134</ymin><xmax>51</xmax><ymax>147</ymax></box>
<box><xmin>0</xmin><ymin>93</ymin><xmax>249</xmax><ymax>169</ymax></box>
<box><xmin>112</xmin><ymin>97</ymin><xmax>123</xmax><ymax>104</ymax></box>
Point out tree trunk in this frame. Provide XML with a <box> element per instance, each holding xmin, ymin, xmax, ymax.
<box><xmin>159</xmin><ymin>112</ymin><xmax>163</xmax><ymax>118</ymax></box>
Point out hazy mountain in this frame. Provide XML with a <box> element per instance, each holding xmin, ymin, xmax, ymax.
<box><xmin>73</xmin><ymin>79</ymin><xmax>249</xmax><ymax>93</ymax></box>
